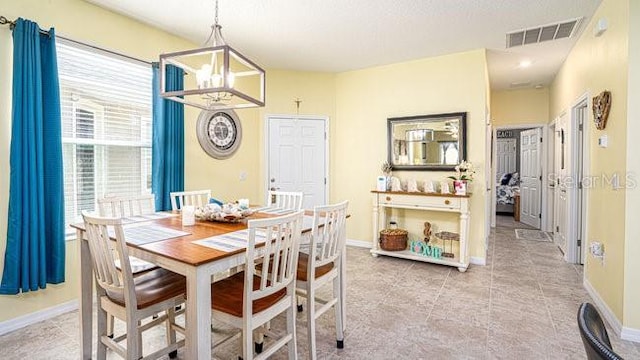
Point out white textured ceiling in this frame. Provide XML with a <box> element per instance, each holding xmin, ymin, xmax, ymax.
<box><xmin>86</xmin><ymin>0</ymin><xmax>602</xmax><ymax>90</ymax></box>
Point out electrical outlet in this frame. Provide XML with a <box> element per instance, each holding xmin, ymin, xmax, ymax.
<box><xmin>590</xmin><ymin>241</ymin><xmax>605</xmax><ymax>265</ymax></box>
<box><xmin>590</xmin><ymin>241</ymin><xmax>604</xmax><ymax>256</ymax></box>
<box><xmin>389</xmin><ymin>217</ymin><xmax>398</xmax><ymax>226</ymax></box>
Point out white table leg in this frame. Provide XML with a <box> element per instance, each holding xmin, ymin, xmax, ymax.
<box><xmin>185</xmin><ymin>265</ymin><xmax>212</xmax><ymax>360</ymax></box>
<box><xmin>78</xmin><ymin>229</ymin><xmax>93</xmax><ymax>359</ymax></box>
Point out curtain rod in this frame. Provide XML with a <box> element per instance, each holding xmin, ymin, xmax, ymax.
<box><xmin>0</xmin><ymin>15</ymin><xmax>153</xmax><ymax>66</ymax></box>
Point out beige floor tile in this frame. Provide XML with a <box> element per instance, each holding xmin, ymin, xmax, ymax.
<box><xmin>3</xmin><ymin>215</ymin><xmax>640</xmax><ymax>359</ymax></box>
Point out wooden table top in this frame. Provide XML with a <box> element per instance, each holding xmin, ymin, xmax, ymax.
<box><xmin>71</xmin><ymin>211</ymin><xmax>312</xmax><ymax>267</ymax></box>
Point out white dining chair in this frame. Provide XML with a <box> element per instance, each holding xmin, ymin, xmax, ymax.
<box><xmin>97</xmin><ymin>194</ymin><xmax>159</xmax><ymax>337</ymax></box>
<box><xmin>296</xmin><ymin>200</ymin><xmax>348</xmax><ymax>360</ymax></box>
<box><xmin>210</xmin><ymin>211</ymin><xmax>304</xmax><ymax>360</ymax></box>
<box><xmin>267</xmin><ymin>190</ymin><xmax>303</xmax><ymax>211</ymax></box>
<box><xmin>98</xmin><ymin>194</ymin><xmax>156</xmax><ymax>218</ymax></box>
<box><xmin>169</xmin><ymin>189</ymin><xmax>211</xmax><ymax>210</ymax></box>
<box><xmin>82</xmin><ymin>212</ymin><xmax>186</xmax><ymax>359</ymax></box>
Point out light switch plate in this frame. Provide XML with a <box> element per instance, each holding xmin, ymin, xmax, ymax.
<box><xmin>598</xmin><ymin>135</ymin><xmax>608</xmax><ymax>148</ymax></box>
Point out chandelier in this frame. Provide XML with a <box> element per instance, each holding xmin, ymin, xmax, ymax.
<box><xmin>159</xmin><ymin>0</ymin><xmax>265</xmax><ymax>111</ymax></box>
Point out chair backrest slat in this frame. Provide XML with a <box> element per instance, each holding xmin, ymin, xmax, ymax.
<box><xmin>267</xmin><ymin>191</ymin><xmax>303</xmax><ymax>211</ymax></box>
<box><xmin>246</xmin><ymin>211</ymin><xmax>303</xmax><ymax>307</ymax></box>
<box><xmin>170</xmin><ymin>190</ymin><xmax>211</xmax><ymax>210</ymax></box>
<box><xmin>98</xmin><ymin>194</ymin><xmax>155</xmax><ymax>218</ymax></box>
<box><xmin>82</xmin><ymin>212</ymin><xmax>137</xmax><ymax>308</ymax></box>
<box><xmin>309</xmin><ymin>201</ymin><xmax>349</xmax><ymax>271</ymax></box>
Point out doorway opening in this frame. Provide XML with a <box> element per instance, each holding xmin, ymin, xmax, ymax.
<box><xmin>549</xmin><ymin>94</ymin><xmax>589</xmax><ymax>264</ymax></box>
<box><xmin>491</xmin><ymin>124</ymin><xmax>549</xmax><ymax>231</ymax></box>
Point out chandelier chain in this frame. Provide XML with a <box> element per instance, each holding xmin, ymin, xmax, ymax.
<box><xmin>214</xmin><ymin>0</ymin><xmax>219</xmax><ymax>26</ymax></box>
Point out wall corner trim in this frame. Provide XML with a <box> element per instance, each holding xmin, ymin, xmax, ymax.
<box><xmin>0</xmin><ymin>299</ymin><xmax>78</xmax><ymax>336</ymax></box>
<box><xmin>583</xmin><ymin>278</ymin><xmax>623</xmax><ymax>336</ymax></box>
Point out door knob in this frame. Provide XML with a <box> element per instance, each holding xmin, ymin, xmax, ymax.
<box><xmin>270</xmin><ymin>187</ymin><xmax>280</xmax><ymax>191</ymax></box>
<box><xmin>270</xmin><ymin>178</ymin><xmax>276</xmax><ymax>183</ymax></box>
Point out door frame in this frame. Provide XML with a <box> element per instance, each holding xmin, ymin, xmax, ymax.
<box><xmin>547</xmin><ymin>119</ymin><xmax>557</xmax><ymax>236</ymax></box>
<box><xmin>490</xmin><ymin>123</ymin><xmax>549</xmax><ymax>229</ymax></box>
<box><xmin>263</xmin><ymin>114</ymin><xmax>330</xmax><ymax>207</ymax></box>
<box><xmin>567</xmin><ymin>93</ymin><xmax>591</xmax><ymax>264</ymax></box>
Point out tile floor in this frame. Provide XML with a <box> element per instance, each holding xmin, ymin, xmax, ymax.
<box><xmin>1</xmin><ymin>215</ymin><xmax>639</xmax><ymax>359</ymax></box>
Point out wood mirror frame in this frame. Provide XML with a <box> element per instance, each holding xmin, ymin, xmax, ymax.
<box><xmin>387</xmin><ymin>112</ymin><xmax>467</xmax><ymax>171</ymax></box>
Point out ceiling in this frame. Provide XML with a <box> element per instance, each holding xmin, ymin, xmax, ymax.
<box><xmin>86</xmin><ymin>0</ymin><xmax>602</xmax><ymax>90</ymax></box>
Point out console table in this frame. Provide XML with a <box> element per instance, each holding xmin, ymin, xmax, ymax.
<box><xmin>371</xmin><ymin>191</ymin><xmax>470</xmax><ymax>272</ymax></box>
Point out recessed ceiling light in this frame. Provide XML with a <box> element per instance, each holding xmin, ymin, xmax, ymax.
<box><xmin>519</xmin><ymin>60</ymin><xmax>532</xmax><ymax>68</ymax></box>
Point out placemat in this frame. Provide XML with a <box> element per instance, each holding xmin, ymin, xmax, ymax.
<box><xmin>193</xmin><ymin>229</ymin><xmax>269</xmax><ymax>252</ymax></box>
<box><xmin>108</xmin><ymin>223</ymin><xmax>190</xmax><ymax>245</ymax></box>
<box><xmin>120</xmin><ymin>212</ymin><xmax>177</xmax><ymax>225</ymax></box>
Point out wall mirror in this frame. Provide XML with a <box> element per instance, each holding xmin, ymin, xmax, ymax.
<box><xmin>387</xmin><ymin>112</ymin><xmax>467</xmax><ymax>171</ymax></box>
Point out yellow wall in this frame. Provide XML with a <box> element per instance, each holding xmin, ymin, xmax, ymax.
<box><xmin>185</xmin><ymin>105</ymin><xmax>262</xmax><ymax>204</ymax></box>
<box><xmin>491</xmin><ymin>87</ymin><xmax>550</xmax><ymax>125</ymax></box>
<box><xmin>0</xmin><ymin>0</ymin><xmax>202</xmax><ymax>322</ymax></box>
<box><xmin>189</xmin><ymin>69</ymin><xmax>338</xmax><ymax>206</ymax></box>
<box><xmin>334</xmin><ymin>49</ymin><xmax>490</xmax><ymax>259</ymax></box>
<box><xmin>550</xmin><ymin>0</ymin><xmax>629</xmax><ymax>321</ymax></box>
<box><xmin>624</xmin><ymin>0</ymin><xmax>640</xmax><ymax>329</ymax></box>
<box><xmin>257</xmin><ymin>70</ymin><xmax>337</xmax><ymax>203</ymax></box>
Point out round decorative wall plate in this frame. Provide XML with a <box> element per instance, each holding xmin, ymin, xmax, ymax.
<box><xmin>196</xmin><ymin>109</ymin><xmax>242</xmax><ymax>159</ymax></box>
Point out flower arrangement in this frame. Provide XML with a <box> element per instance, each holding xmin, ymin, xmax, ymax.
<box><xmin>381</xmin><ymin>160</ymin><xmax>392</xmax><ymax>176</ymax></box>
<box><xmin>448</xmin><ymin>160</ymin><xmax>475</xmax><ymax>182</ymax></box>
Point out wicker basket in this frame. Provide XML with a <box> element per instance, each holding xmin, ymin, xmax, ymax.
<box><xmin>379</xmin><ymin>228</ymin><xmax>408</xmax><ymax>251</ymax></box>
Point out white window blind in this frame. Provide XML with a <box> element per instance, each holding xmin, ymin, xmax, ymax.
<box><xmin>57</xmin><ymin>40</ymin><xmax>153</xmax><ymax>231</ymax></box>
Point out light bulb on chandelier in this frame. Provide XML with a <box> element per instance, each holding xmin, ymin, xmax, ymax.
<box><xmin>159</xmin><ymin>0</ymin><xmax>265</xmax><ymax>111</ymax></box>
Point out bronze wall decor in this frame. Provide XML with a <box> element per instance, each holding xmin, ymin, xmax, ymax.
<box><xmin>592</xmin><ymin>90</ymin><xmax>611</xmax><ymax>130</ymax></box>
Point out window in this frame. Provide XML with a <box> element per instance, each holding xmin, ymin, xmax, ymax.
<box><xmin>440</xmin><ymin>142</ymin><xmax>459</xmax><ymax>165</ymax></box>
<box><xmin>57</xmin><ymin>40</ymin><xmax>152</xmax><ymax>232</ymax></box>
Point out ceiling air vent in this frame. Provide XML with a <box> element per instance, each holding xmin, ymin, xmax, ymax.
<box><xmin>507</xmin><ymin>17</ymin><xmax>583</xmax><ymax>48</ymax></box>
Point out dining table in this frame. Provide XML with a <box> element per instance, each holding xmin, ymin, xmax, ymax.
<box><xmin>72</xmin><ymin>209</ymin><xmax>347</xmax><ymax>360</ymax></box>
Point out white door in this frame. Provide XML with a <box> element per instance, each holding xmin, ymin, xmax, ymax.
<box><xmin>267</xmin><ymin>116</ymin><xmax>327</xmax><ymax>210</ymax></box>
<box><xmin>496</xmin><ymin>138</ymin><xmax>517</xmax><ymax>176</ymax></box>
<box><xmin>575</xmin><ymin>103</ymin><xmax>587</xmax><ymax>264</ymax></box>
<box><xmin>546</xmin><ymin>124</ymin><xmax>556</xmax><ymax>233</ymax></box>
<box><xmin>554</xmin><ymin>114</ymin><xmax>568</xmax><ymax>254</ymax></box>
<box><xmin>520</xmin><ymin>128</ymin><xmax>542</xmax><ymax>228</ymax></box>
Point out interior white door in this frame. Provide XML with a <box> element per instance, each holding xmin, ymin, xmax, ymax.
<box><xmin>546</xmin><ymin>124</ymin><xmax>556</xmax><ymax>233</ymax></box>
<box><xmin>575</xmin><ymin>103</ymin><xmax>587</xmax><ymax>264</ymax></box>
<box><xmin>496</xmin><ymin>138</ymin><xmax>517</xmax><ymax>176</ymax></box>
<box><xmin>520</xmin><ymin>128</ymin><xmax>542</xmax><ymax>228</ymax></box>
<box><xmin>555</xmin><ymin>115</ymin><xmax>569</xmax><ymax>255</ymax></box>
<box><xmin>268</xmin><ymin>116</ymin><xmax>327</xmax><ymax>210</ymax></box>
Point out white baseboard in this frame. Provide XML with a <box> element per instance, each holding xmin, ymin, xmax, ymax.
<box><xmin>583</xmin><ymin>278</ymin><xmax>623</xmax><ymax>336</ymax></box>
<box><xmin>0</xmin><ymin>299</ymin><xmax>78</xmax><ymax>336</ymax></box>
<box><xmin>470</xmin><ymin>256</ymin><xmax>486</xmax><ymax>266</ymax></box>
<box><xmin>346</xmin><ymin>239</ymin><xmax>372</xmax><ymax>248</ymax></box>
<box><xmin>622</xmin><ymin>326</ymin><xmax>640</xmax><ymax>342</ymax></box>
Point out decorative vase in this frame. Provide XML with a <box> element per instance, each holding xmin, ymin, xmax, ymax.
<box><xmin>453</xmin><ymin>180</ymin><xmax>467</xmax><ymax>195</ymax></box>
